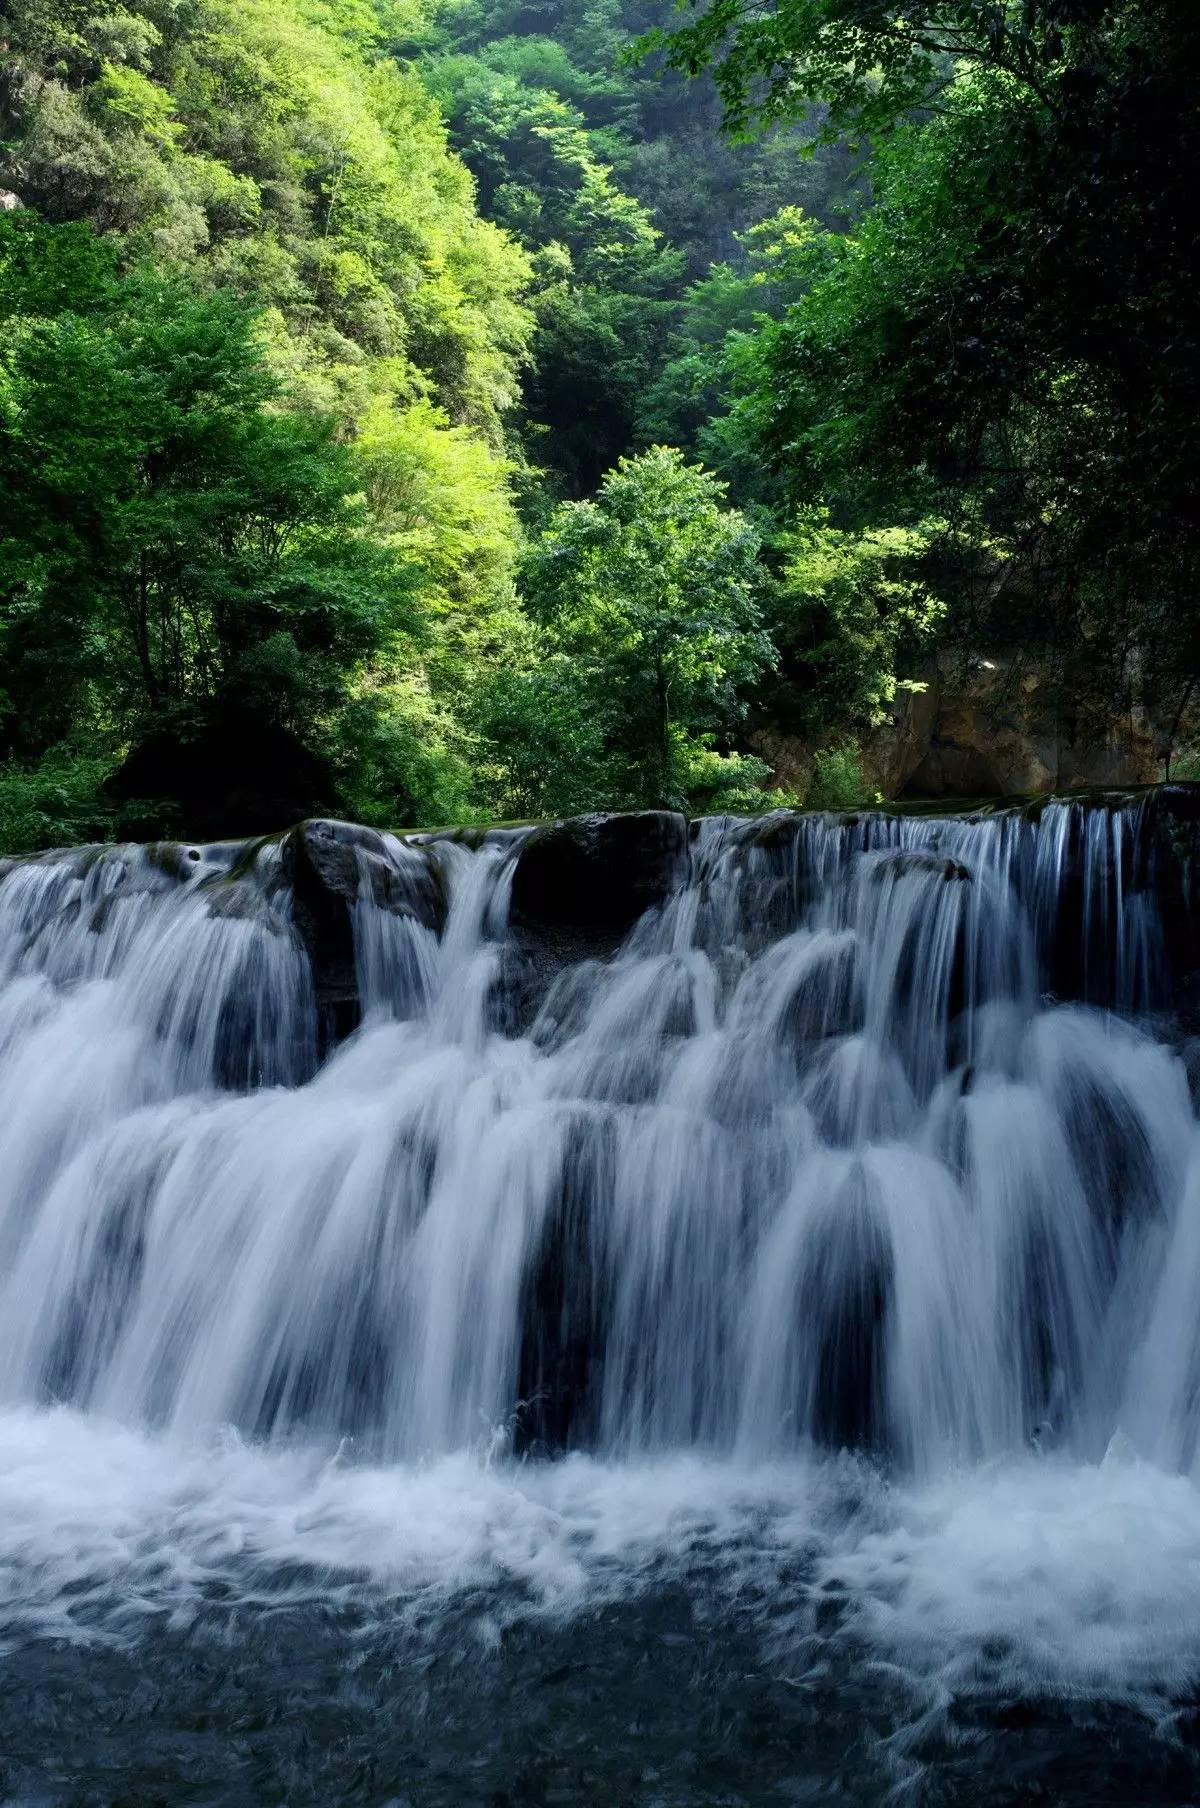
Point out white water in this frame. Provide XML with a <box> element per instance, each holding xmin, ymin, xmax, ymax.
<box><xmin>5</xmin><ymin>1408</ymin><xmax>1200</xmax><ymax>1726</ymax></box>
<box><xmin>2</xmin><ymin>800</ymin><xmax>1200</xmax><ymax>1708</ymax></box>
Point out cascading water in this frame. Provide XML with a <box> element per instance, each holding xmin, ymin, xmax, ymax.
<box><xmin>3</xmin><ymin>796</ymin><xmax>1200</xmax><ymax>1805</ymax></box>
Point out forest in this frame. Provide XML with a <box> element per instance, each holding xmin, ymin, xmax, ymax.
<box><xmin>0</xmin><ymin>0</ymin><xmax>1196</xmax><ymax>849</ymax></box>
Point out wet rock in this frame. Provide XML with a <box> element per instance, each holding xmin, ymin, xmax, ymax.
<box><xmin>282</xmin><ymin>819</ymin><xmax>443</xmax><ymax>1041</ymax></box>
<box><xmin>203</xmin><ymin>880</ymin><xmax>289</xmax><ymax>933</ymax></box>
<box><xmin>515</xmin><ymin>1108</ymin><xmax>616</xmax><ymax>1453</ymax></box>
<box><xmin>801</xmin><ymin>1184</ymin><xmax>892</xmax><ymax>1451</ymax></box>
<box><xmin>286</xmin><ymin>819</ymin><xmax>442</xmax><ymax>922</ymax></box>
<box><xmin>110</xmin><ymin>705</ymin><xmax>339</xmax><ymax>841</ymax></box>
<box><xmin>871</xmin><ymin>851</ymin><xmax>972</xmax><ymax>884</ymax></box>
<box><xmin>511</xmin><ymin>811</ymin><xmax>688</xmax><ymax>937</ymax></box>
<box><xmin>1144</xmin><ymin>783</ymin><xmax>1200</xmax><ymax>986</ymax></box>
<box><xmin>739</xmin><ymin>808</ymin><xmax>813</xmax><ymax>852</ymax></box>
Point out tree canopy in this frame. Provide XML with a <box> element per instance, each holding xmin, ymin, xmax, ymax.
<box><xmin>0</xmin><ymin>0</ymin><xmax>1194</xmax><ymax>850</ymax></box>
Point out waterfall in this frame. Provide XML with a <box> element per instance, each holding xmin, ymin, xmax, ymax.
<box><xmin>0</xmin><ymin>795</ymin><xmax>1197</xmax><ymax>1479</ymax></box>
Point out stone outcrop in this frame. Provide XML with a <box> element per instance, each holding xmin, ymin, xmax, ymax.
<box><xmin>510</xmin><ymin>811</ymin><xmax>688</xmax><ymax>936</ymax></box>
<box><xmin>873</xmin><ymin>655</ymin><xmax>1160</xmax><ymax>799</ymax></box>
<box><xmin>1144</xmin><ymin>784</ymin><xmax>1200</xmax><ymax>1007</ymax></box>
<box><xmin>755</xmin><ymin>653</ymin><xmax>1165</xmax><ymax>802</ymax></box>
<box><xmin>871</xmin><ymin>647</ymin><xmax>1163</xmax><ymax>795</ymax></box>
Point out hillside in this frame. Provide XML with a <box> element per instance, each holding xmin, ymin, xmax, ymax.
<box><xmin>1</xmin><ymin>0</ymin><xmax>1195</xmax><ymax>851</ymax></box>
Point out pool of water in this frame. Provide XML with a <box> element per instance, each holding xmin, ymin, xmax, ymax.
<box><xmin>4</xmin><ymin>1410</ymin><xmax>1200</xmax><ymax>1805</ymax></box>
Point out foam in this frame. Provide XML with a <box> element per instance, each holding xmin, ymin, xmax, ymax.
<box><xmin>4</xmin><ymin>1407</ymin><xmax>1200</xmax><ymax>1717</ymax></box>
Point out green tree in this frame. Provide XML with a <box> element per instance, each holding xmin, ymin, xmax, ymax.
<box><xmin>0</xmin><ymin>0</ymin><xmax>534</xmax><ymax>438</ymax></box>
<box><xmin>764</xmin><ymin>514</ymin><xmax>946</xmax><ymax>738</ymax></box>
<box><xmin>425</xmin><ymin>49</ymin><xmax>680</xmax><ymax>491</ymax></box>
<box><xmin>514</xmin><ymin>445</ymin><xmax>772</xmax><ymax>805</ymax></box>
<box><xmin>0</xmin><ymin>213</ymin><xmax>417</xmax><ymax>830</ymax></box>
<box><xmin>658</xmin><ymin>0</ymin><xmax>1200</xmax><ymax>766</ymax></box>
<box><xmin>635</xmin><ymin>206</ymin><xmax>831</xmax><ymax>498</ymax></box>
<box><xmin>644</xmin><ymin>0</ymin><xmax>1115</xmax><ymax>139</ymax></box>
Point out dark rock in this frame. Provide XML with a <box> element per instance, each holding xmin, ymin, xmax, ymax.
<box><xmin>1155</xmin><ymin>781</ymin><xmax>1200</xmax><ymax>824</ymax></box>
<box><xmin>285</xmin><ymin>819</ymin><xmax>442</xmax><ymax>923</ymax></box>
<box><xmin>870</xmin><ymin>851</ymin><xmax>972</xmax><ymax>884</ymax></box>
<box><xmin>515</xmin><ymin>1108</ymin><xmax>616</xmax><ymax>1453</ymax></box>
<box><xmin>777</xmin><ymin>938</ymin><xmax>863</xmax><ymax>1047</ymax></box>
<box><xmin>281</xmin><ymin>819</ymin><xmax>443</xmax><ymax>1044</ymax></box>
<box><xmin>511</xmin><ymin>811</ymin><xmax>688</xmax><ymax>937</ymax></box>
<box><xmin>801</xmin><ymin>1174</ymin><xmax>892</xmax><ymax>1450</ymax></box>
<box><xmin>1144</xmin><ymin>783</ymin><xmax>1200</xmax><ymax>987</ymax></box>
<box><xmin>740</xmin><ymin>808</ymin><xmax>818</xmax><ymax>852</ymax></box>
<box><xmin>202</xmin><ymin>879</ymin><xmax>289</xmax><ymax>933</ymax></box>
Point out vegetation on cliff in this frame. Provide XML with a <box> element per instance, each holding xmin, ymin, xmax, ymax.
<box><xmin>0</xmin><ymin>0</ymin><xmax>1194</xmax><ymax>850</ymax></box>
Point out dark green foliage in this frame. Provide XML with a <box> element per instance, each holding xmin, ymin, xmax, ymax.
<box><xmin>423</xmin><ymin>0</ymin><xmax>859</xmax><ymax>496</ymax></box>
<box><xmin>661</xmin><ymin>0</ymin><xmax>1200</xmax><ymax>766</ymax></box>
<box><xmin>0</xmin><ymin>744</ymin><xmax>118</xmax><ymax>854</ymax></box>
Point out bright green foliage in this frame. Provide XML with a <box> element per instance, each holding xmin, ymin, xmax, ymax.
<box><xmin>677</xmin><ymin>741</ymin><xmax>779</xmax><ymax>813</ymax></box>
<box><xmin>0</xmin><ymin>0</ymin><xmax>543</xmax><ymax>839</ymax></box>
<box><xmin>510</xmin><ymin>447</ymin><xmax>772</xmax><ymax>807</ymax></box>
<box><xmin>635</xmin><ymin>207</ymin><xmax>830</xmax><ymax>493</ymax></box>
<box><xmin>0</xmin><ymin>0</ymin><xmax>534</xmax><ymax>436</ymax></box>
<box><xmin>0</xmin><ymin>212</ymin><xmax>414</xmax><ymax>781</ymax></box>
<box><xmin>333</xmin><ymin>677</ymin><xmax>481</xmax><ymax>829</ymax></box>
<box><xmin>805</xmin><ymin>745</ymin><xmax>876</xmax><ymax>811</ymax></box>
<box><xmin>424</xmin><ymin>56</ymin><xmax>669</xmax><ymax>282</ymax></box>
<box><xmin>356</xmin><ymin>394</ymin><xmax>524</xmax><ymax>676</ymax></box>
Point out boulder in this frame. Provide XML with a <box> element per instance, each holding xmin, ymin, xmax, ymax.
<box><xmin>510</xmin><ymin>811</ymin><xmax>688</xmax><ymax>937</ymax></box>
<box><xmin>110</xmin><ymin>705</ymin><xmax>339</xmax><ymax>841</ymax></box>
<box><xmin>870</xmin><ymin>851</ymin><xmax>972</xmax><ymax>884</ymax></box>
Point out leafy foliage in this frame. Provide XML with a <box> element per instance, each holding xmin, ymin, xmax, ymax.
<box><xmin>505</xmin><ymin>447</ymin><xmax>773</xmax><ymax>807</ymax></box>
<box><xmin>2</xmin><ymin>0</ymin><xmax>1191</xmax><ymax>849</ymax></box>
<box><xmin>0</xmin><ymin>744</ymin><xmax>117</xmax><ymax>855</ymax></box>
<box><xmin>660</xmin><ymin>0</ymin><xmax>1200</xmax><ymax>766</ymax></box>
<box><xmin>766</xmin><ymin>516</ymin><xmax>946</xmax><ymax>737</ymax></box>
<box><xmin>0</xmin><ymin>215</ymin><xmax>412</xmax><ymax>765</ymax></box>
<box><xmin>0</xmin><ymin>0</ymin><xmax>534</xmax><ymax>434</ymax></box>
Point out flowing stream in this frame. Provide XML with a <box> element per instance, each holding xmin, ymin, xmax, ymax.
<box><xmin>2</xmin><ymin>799</ymin><xmax>1200</xmax><ymax>1805</ymax></box>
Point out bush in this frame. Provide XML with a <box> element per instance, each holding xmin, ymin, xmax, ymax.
<box><xmin>678</xmin><ymin>741</ymin><xmax>780</xmax><ymax>814</ymax></box>
<box><xmin>0</xmin><ymin>747</ymin><xmax>117</xmax><ymax>856</ymax></box>
<box><xmin>806</xmin><ymin>744</ymin><xmax>877</xmax><ymax>811</ymax></box>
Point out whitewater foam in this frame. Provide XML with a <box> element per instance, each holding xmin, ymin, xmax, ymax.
<box><xmin>3</xmin><ymin>1407</ymin><xmax>1200</xmax><ymax>1726</ymax></box>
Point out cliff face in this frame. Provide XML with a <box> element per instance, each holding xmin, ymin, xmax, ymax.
<box><xmin>868</xmin><ymin>656</ymin><xmax>1161</xmax><ymax>800</ymax></box>
<box><xmin>753</xmin><ymin>657</ymin><xmax>1168</xmax><ymax>806</ymax></box>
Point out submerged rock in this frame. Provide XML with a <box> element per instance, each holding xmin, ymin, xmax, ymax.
<box><xmin>870</xmin><ymin>851</ymin><xmax>972</xmax><ymax>885</ymax></box>
<box><xmin>1145</xmin><ymin>783</ymin><xmax>1200</xmax><ymax>989</ymax></box>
